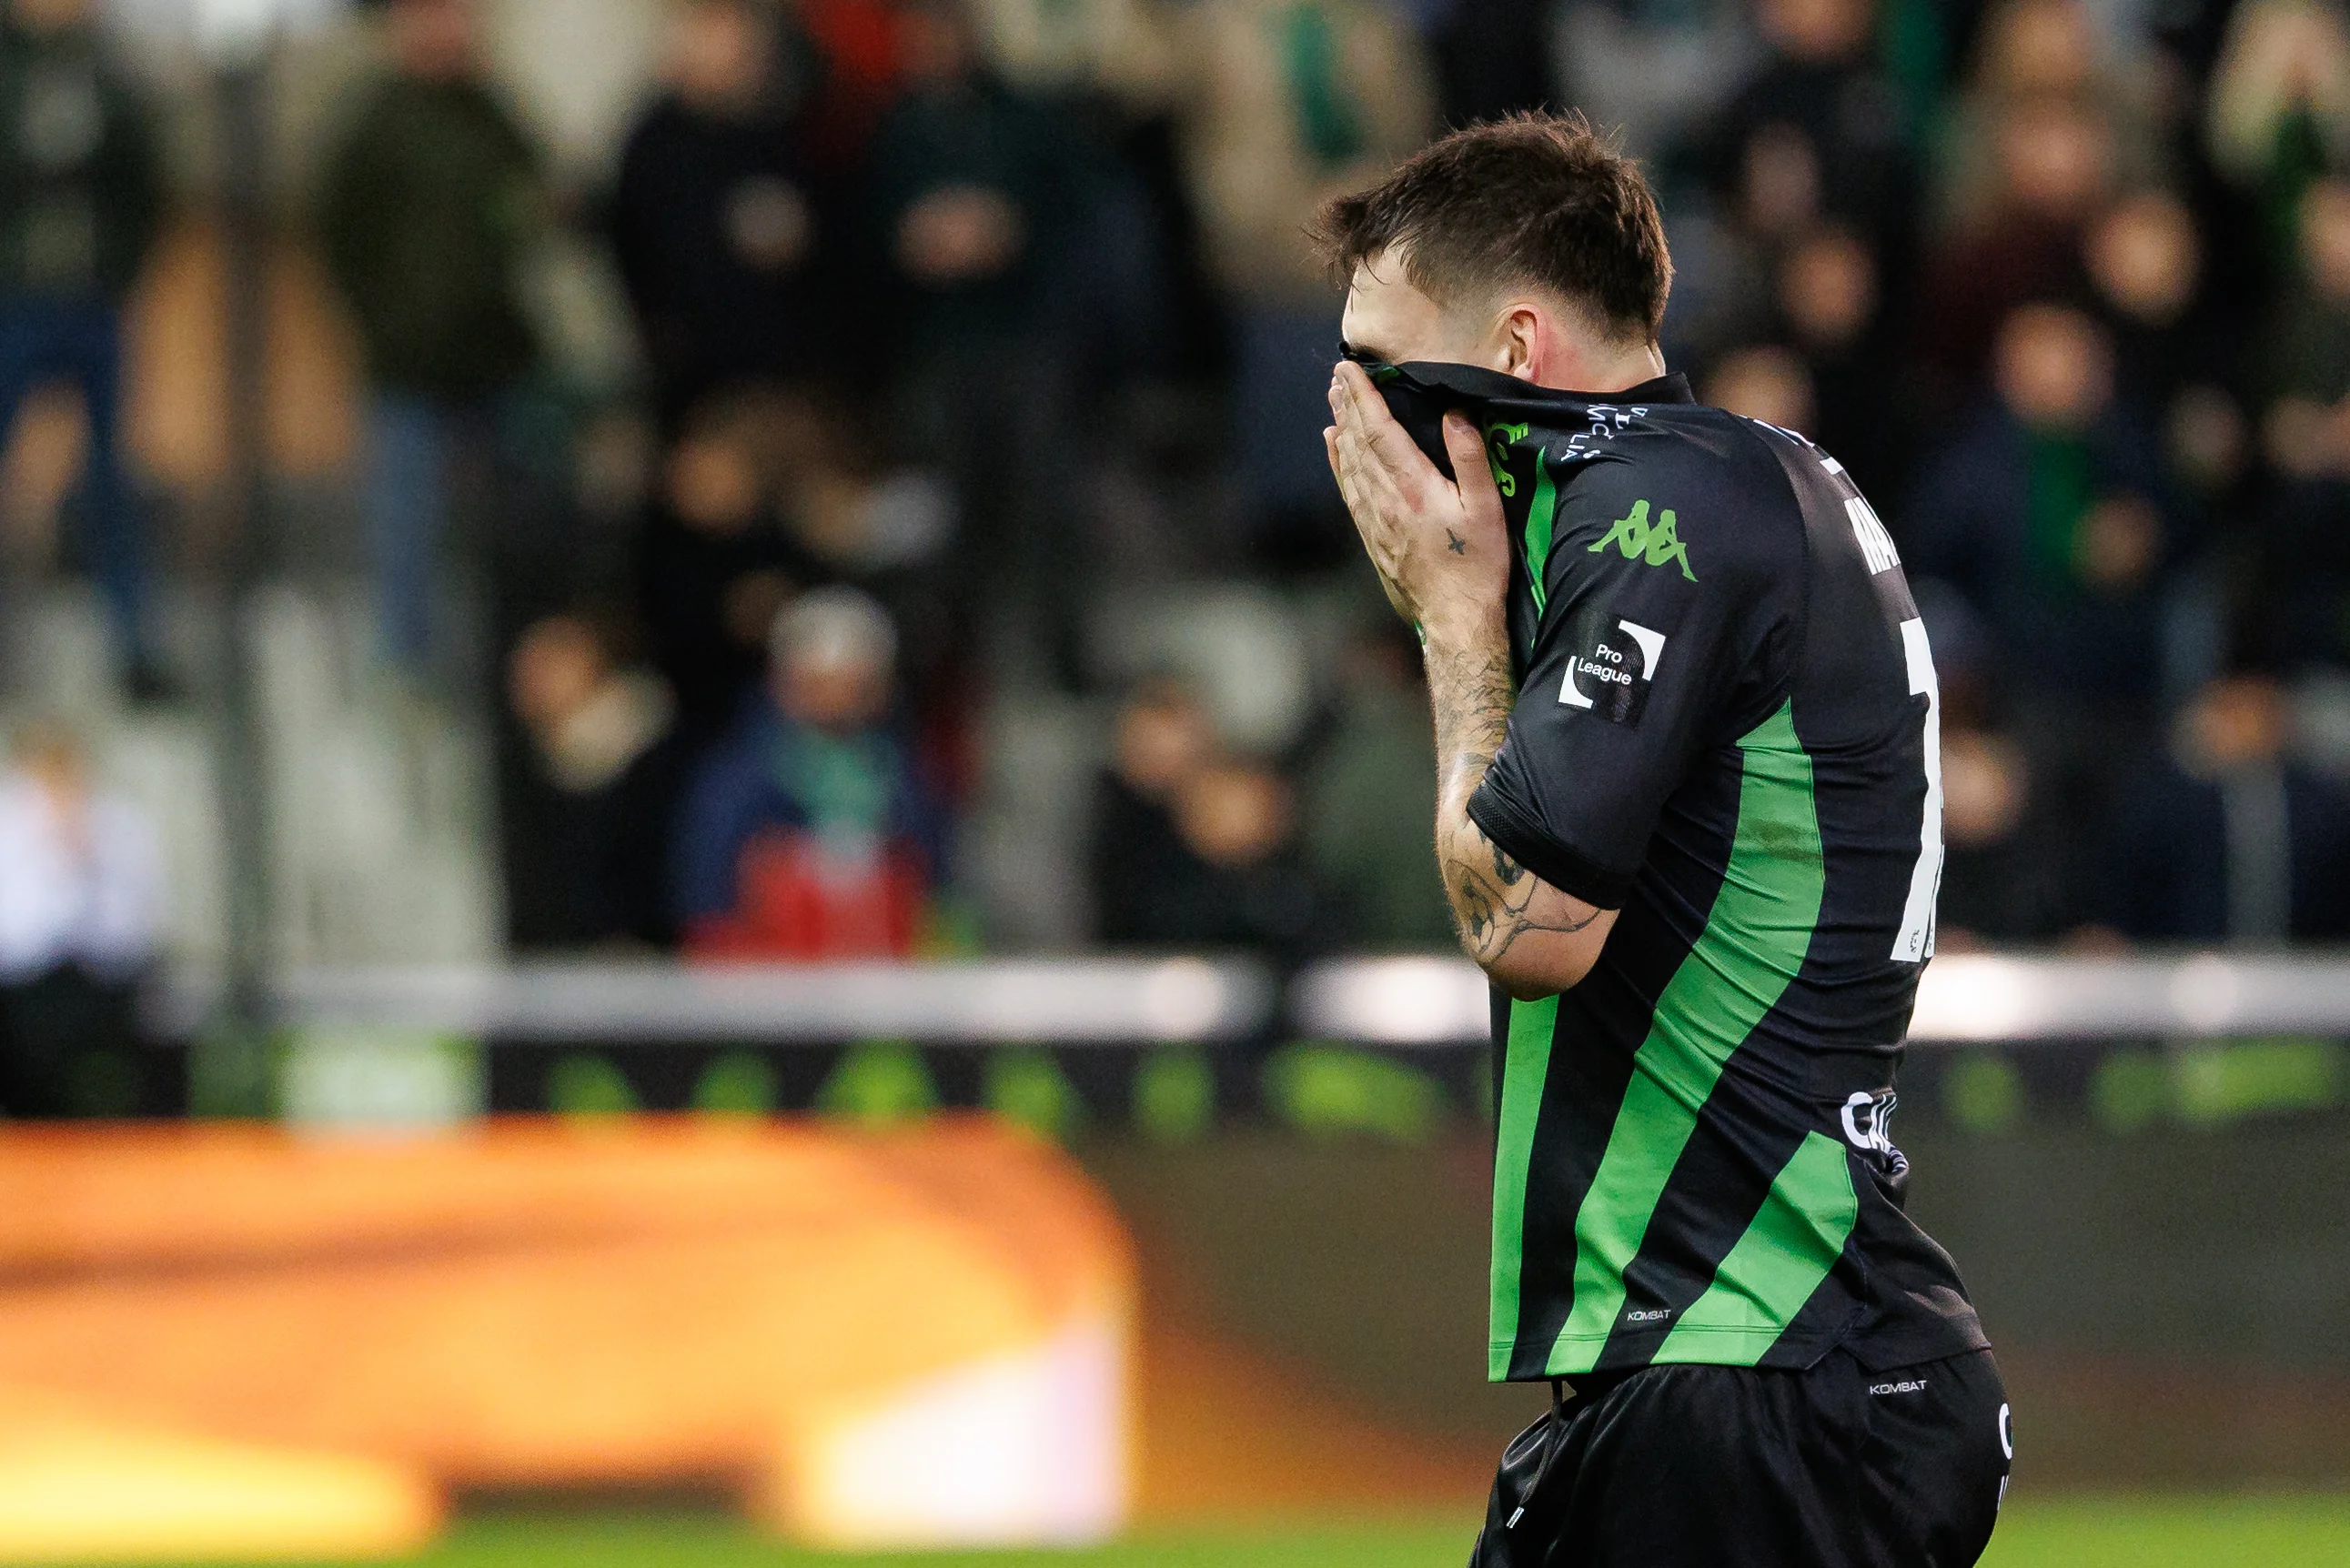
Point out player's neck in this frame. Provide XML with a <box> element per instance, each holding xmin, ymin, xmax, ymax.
<box><xmin>1531</xmin><ymin>337</ymin><xmax>1668</xmax><ymax>397</ymax></box>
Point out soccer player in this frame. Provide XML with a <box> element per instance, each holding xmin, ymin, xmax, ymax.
<box><xmin>1319</xmin><ymin>115</ymin><xmax>2009</xmax><ymax>1566</ymax></box>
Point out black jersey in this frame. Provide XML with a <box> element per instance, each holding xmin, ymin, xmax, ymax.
<box><xmin>1372</xmin><ymin>362</ymin><xmax>1987</xmax><ymax>1382</ymax></box>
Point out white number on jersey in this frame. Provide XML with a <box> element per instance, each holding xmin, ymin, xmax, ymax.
<box><xmin>1891</xmin><ymin>618</ymin><xmax>1943</xmax><ymax>961</ymax></box>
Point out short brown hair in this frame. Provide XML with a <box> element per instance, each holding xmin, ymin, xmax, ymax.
<box><xmin>1314</xmin><ymin>113</ymin><xmax>1673</xmax><ymax>346</ymax></box>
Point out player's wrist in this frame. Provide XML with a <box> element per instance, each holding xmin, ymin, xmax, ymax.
<box><xmin>1416</xmin><ymin>599</ymin><xmax>1506</xmax><ymax>659</ymax></box>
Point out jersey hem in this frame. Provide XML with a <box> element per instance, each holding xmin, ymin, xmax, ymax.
<box><xmin>1488</xmin><ymin>1316</ymin><xmax>1986</xmax><ymax>1382</ymax></box>
<box><xmin>1548</xmin><ymin>1322</ymin><xmax>1837</xmax><ymax>1377</ymax></box>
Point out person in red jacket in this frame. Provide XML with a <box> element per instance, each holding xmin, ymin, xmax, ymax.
<box><xmin>671</xmin><ymin>586</ymin><xmax>947</xmax><ymax>958</ymax></box>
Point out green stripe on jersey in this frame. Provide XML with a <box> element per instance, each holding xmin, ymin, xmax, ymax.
<box><xmin>1653</xmin><ymin>1130</ymin><xmax>1858</xmax><ymax>1363</ymax></box>
<box><xmin>1489</xmin><ymin>993</ymin><xmax>1559</xmax><ymax>1379</ymax></box>
<box><xmin>1523</xmin><ymin>452</ymin><xmax>1559</xmax><ymax>618</ymax></box>
<box><xmin>1544</xmin><ymin>700</ymin><xmax>1825</xmax><ymax>1375</ymax></box>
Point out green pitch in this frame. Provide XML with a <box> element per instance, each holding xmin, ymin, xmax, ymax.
<box><xmin>1981</xmin><ymin>1495</ymin><xmax>2350</xmax><ymax>1566</ymax></box>
<box><xmin>188</xmin><ymin>1496</ymin><xmax>2350</xmax><ymax>1568</ymax></box>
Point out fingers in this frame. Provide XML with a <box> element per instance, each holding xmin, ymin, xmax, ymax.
<box><xmin>1441</xmin><ymin>412</ymin><xmax>1507</xmax><ymax>535</ymax></box>
<box><xmin>1326</xmin><ymin>374</ymin><xmax>1393</xmax><ymax>529</ymax></box>
<box><xmin>1438</xmin><ymin>410</ymin><xmax>1486</xmax><ymax>479</ymax></box>
<box><xmin>1326</xmin><ymin>417</ymin><xmax>1377</xmax><ymax>530</ymax></box>
<box><xmin>1332</xmin><ymin>361</ymin><xmax>1439</xmax><ymax>492</ymax></box>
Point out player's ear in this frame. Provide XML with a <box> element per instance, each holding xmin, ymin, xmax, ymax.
<box><xmin>1492</xmin><ymin>304</ymin><xmax>1541</xmax><ymax>382</ymax></box>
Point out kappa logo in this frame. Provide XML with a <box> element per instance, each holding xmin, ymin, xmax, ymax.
<box><xmin>1589</xmin><ymin>499</ymin><xmax>1697</xmax><ymax>580</ymax></box>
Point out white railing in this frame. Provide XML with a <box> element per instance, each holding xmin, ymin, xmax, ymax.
<box><xmin>154</xmin><ymin>951</ymin><xmax>2350</xmax><ymax>1045</ymax></box>
<box><xmin>1292</xmin><ymin>952</ymin><xmax>2350</xmax><ymax>1044</ymax></box>
<box><xmin>162</xmin><ymin>957</ymin><xmax>1273</xmax><ymax>1043</ymax></box>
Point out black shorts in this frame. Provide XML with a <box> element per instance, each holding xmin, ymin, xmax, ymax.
<box><xmin>1468</xmin><ymin>1349</ymin><xmax>2012</xmax><ymax>1568</ymax></box>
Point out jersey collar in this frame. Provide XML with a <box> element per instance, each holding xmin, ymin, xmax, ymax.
<box><xmin>1369</xmin><ymin>360</ymin><xmax>1694</xmax><ymax>409</ymax></box>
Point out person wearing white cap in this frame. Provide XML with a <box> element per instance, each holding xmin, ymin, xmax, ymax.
<box><xmin>669</xmin><ymin>587</ymin><xmax>948</xmax><ymax>956</ymax></box>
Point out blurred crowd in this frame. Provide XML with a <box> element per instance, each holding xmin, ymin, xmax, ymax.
<box><xmin>5</xmin><ymin>0</ymin><xmax>2350</xmax><ymax>1006</ymax></box>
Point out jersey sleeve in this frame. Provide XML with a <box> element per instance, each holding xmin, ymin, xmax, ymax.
<box><xmin>1467</xmin><ymin>434</ymin><xmax>1803</xmax><ymax>909</ymax></box>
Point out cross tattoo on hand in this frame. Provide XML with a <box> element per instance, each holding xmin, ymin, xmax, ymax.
<box><xmin>1447</xmin><ymin>529</ymin><xmax>1467</xmax><ymax>555</ymax></box>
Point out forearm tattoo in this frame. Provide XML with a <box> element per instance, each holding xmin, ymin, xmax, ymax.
<box><xmin>1425</xmin><ymin>639</ymin><xmax>1602</xmax><ymax>969</ymax></box>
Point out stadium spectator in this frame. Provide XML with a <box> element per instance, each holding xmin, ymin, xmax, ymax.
<box><xmin>0</xmin><ymin>0</ymin><xmax>163</xmax><ymax>697</ymax></box>
<box><xmin>1090</xmin><ymin>677</ymin><xmax>1212</xmax><ymax>944</ymax></box>
<box><xmin>1906</xmin><ymin>301</ymin><xmax>2170</xmax><ymax>710</ymax></box>
<box><xmin>635</xmin><ymin>387</ymin><xmax>813</xmax><ymax>738</ymax></box>
<box><xmin>1165</xmin><ymin>0</ymin><xmax>1432</xmax><ymax>565</ymax></box>
<box><xmin>772</xmin><ymin>396</ymin><xmax>961</xmax><ymax>703</ymax></box>
<box><xmin>1906</xmin><ymin>300</ymin><xmax>2173</xmax><ymax>903</ymax></box>
<box><xmin>1775</xmin><ymin>223</ymin><xmax>1916</xmax><ymax>497</ymax></box>
<box><xmin>866</xmin><ymin>0</ymin><xmax>1096</xmax><ymax>683</ymax></box>
<box><xmin>320</xmin><ymin>0</ymin><xmax>548</xmax><ymax>678</ymax></box>
<box><xmin>2254</xmin><ymin>179</ymin><xmax>2350</xmax><ymax>475</ymax></box>
<box><xmin>1915</xmin><ymin>90</ymin><xmax>2116</xmax><ymax>395</ymax></box>
<box><xmin>954</xmin><ymin>0</ymin><xmax>1208</xmax><ymax>390</ymax></box>
<box><xmin>2075</xmin><ymin>188</ymin><xmax>2254</xmax><ymax>587</ymax></box>
<box><xmin>2204</xmin><ymin>0</ymin><xmax>2350</xmax><ymax>271</ymax></box>
<box><xmin>1904</xmin><ymin>0</ymin><xmax>2192</xmax><ymax>402</ymax></box>
<box><xmin>0</xmin><ymin>721</ymin><xmax>159</xmax><ymax>1117</ymax></box>
<box><xmin>1936</xmin><ymin>715</ymin><xmax>2057</xmax><ymax>945</ymax></box>
<box><xmin>1939</xmin><ymin>0</ymin><xmax>2169</xmax><ymax>230</ymax></box>
<box><xmin>1158</xmin><ymin>759</ymin><xmax>1324</xmax><ymax>954</ymax></box>
<box><xmin>500</xmin><ymin>614</ymin><xmax>687</xmax><ymax>950</ymax></box>
<box><xmin>952</xmin><ymin>0</ymin><xmax>1185</xmax><ymax>389</ymax></box>
<box><xmin>963</xmin><ymin>0</ymin><xmax>1169</xmax><ymax>102</ymax></box>
<box><xmin>2096</xmin><ymin>670</ymin><xmax>2350</xmax><ymax>941</ymax></box>
<box><xmin>671</xmin><ymin>587</ymin><xmax>948</xmax><ymax>958</ymax></box>
<box><xmin>1922</xmin><ymin>586</ymin><xmax>2078</xmax><ymax>942</ymax></box>
<box><xmin>609</xmin><ymin>0</ymin><xmax>840</xmax><ymax>428</ymax></box>
<box><xmin>1687</xmin><ymin>0</ymin><xmax>1917</xmax><ymax>259</ymax></box>
<box><xmin>1667</xmin><ymin>0</ymin><xmax>1920</xmax><ymax>377</ymax></box>
<box><xmin>793</xmin><ymin>0</ymin><xmax>916</xmax><ymax>175</ymax></box>
<box><xmin>2249</xmin><ymin>178</ymin><xmax>2350</xmax><ymax>664</ymax></box>
<box><xmin>1089</xmin><ymin>677</ymin><xmax>1325</xmax><ymax>955</ymax></box>
<box><xmin>867</xmin><ymin>3</ymin><xmax>1074</xmax><ymax>415</ymax></box>
<box><xmin>2080</xmin><ymin>190</ymin><xmax>2246</xmax><ymax>500</ymax></box>
<box><xmin>2084</xmin><ymin>191</ymin><xmax>2206</xmax><ymax>403</ymax></box>
<box><xmin>1552</xmin><ymin>0</ymin><xmax>1756</xmax><ymax>166</ymax></box>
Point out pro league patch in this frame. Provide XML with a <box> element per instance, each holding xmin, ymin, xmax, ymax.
<box><xmin>1557</xmin><ymin>604</ymin><xmax>1669</xmax><ymax>727</ymax></box>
